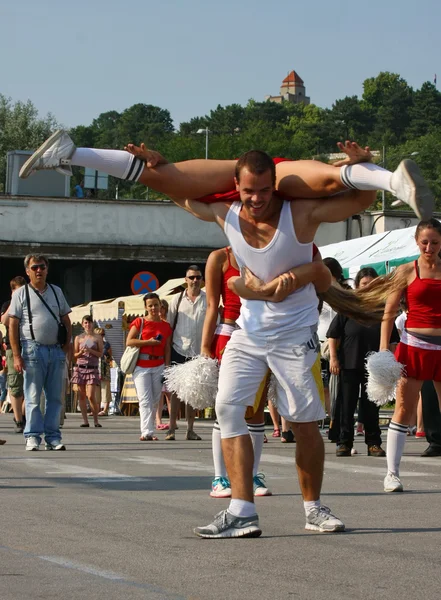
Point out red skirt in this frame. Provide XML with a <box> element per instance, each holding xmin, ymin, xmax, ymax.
<box><xmin>395</xmin><ymin>342</ymin><xmax>441</xmax><ymax>381</ymax></box>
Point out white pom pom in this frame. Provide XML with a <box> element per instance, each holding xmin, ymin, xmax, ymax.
<box><xmin>163</xmin><ymin>356</ymin><xmax>219</xmax><ymax>410</ymax></box>
<box><xmin>366</xmin><ymin>351</ymin><xmax>405</xmax><ymax>407</ymax></box>
<box><xmin>267</xmin><ymin>373</ymin><xmax>278</xmax><ymax>408</ymax></box>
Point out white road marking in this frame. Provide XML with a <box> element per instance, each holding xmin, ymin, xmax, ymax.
<box><xmin>123</xmin><ymin>456</ymin><xmax>212</xmax><ymax>472</ymax></box>
<box><xmin>260</xmin><ymin>453</ymin><xmax>435</xmax><ymax>477</ymax></box>
<box><xmin>20</xmin><ymin>459</ymin><xmax>146</xmax><ymax>482</ymax></box>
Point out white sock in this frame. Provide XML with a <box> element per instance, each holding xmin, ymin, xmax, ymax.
<box><xmin>212</xmin><ymin>421</ymin><xmax>227</xmax><ymax>478</ymax></box>
<box><xmin>340</xmin><ymin>163</ymin><xmax>393</xmax><ymax>192</ymax></box>
<box><xmin>386</xmin><ymin>421</ymin><xmax>408</xmax><ymax>475</ymax></box>
<box><xmin>304</xmin><ymin>499</ymin><xmax>321</xmax><ymax>517</ymax></box>
<box><xmin>228</xmin><ymin>499</ymin><xmax>256</xmax><ymax>518</ymax></box>
<box><xmin>71</xmin><ymin>148</ymin><xmax>144</xmax><ymax>181</ymax></box>
<box><xmin>247</xmin><ymin>422</ymin><xmax>265</xmax><ymax>476</ymax></box>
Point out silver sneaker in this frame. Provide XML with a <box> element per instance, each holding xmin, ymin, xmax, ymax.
<box><xmin>45</xmin><ymin>440</ymin><xmax>66</xmax><ymax>451</ymax></box>
<box><xmin>305</xmin><ymin>506</ymin><xmax>345</xmax><ymax>532</ymax></box>
<box><xmin>384</xmin><ymin>472</ymin><xmax>403</xmax><ymax>493</ymax></box>
<box><xmin>194</xmin><ymin>509</ymin><xmax>262</xmax><ymax>539</ymax></box>
<box><xmin>19</xmin><ymin>130</ymin><xmax>76</xmax><ymax>179</ymax></box>
<box><xmin>25</xmin><ymin>436</ymin><xmax>40</xmax><ymax>451</ymax></box>
<box><xmin>390</xmin><ymin>159</ymin><xmax>434</xmax><ymax>220</ymax></box>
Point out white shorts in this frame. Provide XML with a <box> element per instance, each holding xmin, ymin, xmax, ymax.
<box><xmin>216</xmin><ymin>326</ymin><xmax>325</xmax><ymax>423</ymax></box>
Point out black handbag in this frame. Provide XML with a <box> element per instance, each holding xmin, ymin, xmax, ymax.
<box><xmin>25</xmin><ymin>284</ymin><xmax>68</xmax><ymax>346</ymax></box>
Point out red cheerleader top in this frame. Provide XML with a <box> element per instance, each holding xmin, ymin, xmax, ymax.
<box><xmin>405</xmin><ymin>261</ymin><xmax>441</xmax><ymax>328</ymax></box>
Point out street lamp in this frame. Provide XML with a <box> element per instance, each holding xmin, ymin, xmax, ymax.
<box><xmin>197</xmin><ymin>128</ymin><xmax>210</xmax><ymax>159</ymax></box>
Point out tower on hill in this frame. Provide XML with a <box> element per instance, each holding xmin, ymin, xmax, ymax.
<box><xmin>265</xmin><ymin>70</ymin><xmax>310</xmax><ymax>105</ymax></box>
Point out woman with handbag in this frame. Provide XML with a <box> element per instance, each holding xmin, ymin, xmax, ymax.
<box><xmin>126</xmin><ymin>293</ymin><xmax>173</xmax><ymax>441</ymax></box>
<box><xmin>72</xmin><ymin>315</ymin><xmax>103</xmax><ymax>428</ymax></box>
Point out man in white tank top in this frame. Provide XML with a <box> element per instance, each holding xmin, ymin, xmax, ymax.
<box><xmin>170</xmin><ymin>150</ymin><xmax>377</xmax><ymax>539</ymax></box>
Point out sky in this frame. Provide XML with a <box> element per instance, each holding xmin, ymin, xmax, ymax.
<box><xmin>1</xmin><ymin>0</ymin><xmax>440</xmax><ymax>130</ymax></box>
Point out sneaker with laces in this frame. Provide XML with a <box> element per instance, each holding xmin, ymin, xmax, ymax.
<box><xmin>367</xmin><ymin>445</ymin><xmax>386</xmax><ymax>457</ymax></box>
<box><xmin>19</xmin><ymin>130</ymin><xmax>76</xmax><ymax>179</ymax></box>
<box><xmin>390</xmin><ymin>159</ymin><xmax>434</xmax><ymax>220</ymax></box>
<box><xmin>253</xmin><ymin>473</ymin><xmax>272</xmax><ymax>497</ymax></box>
<box><xmin>45</xmin><ymin>440</ymin><xmax>66</xmax><ymax>451</ymax></box>
<box><xmin>305</xmin><ymin>506</ymin><xmax>345</xmax><ymax>532</ymax></box>
<box><xmin>210</xmin><ymin>477</ymin><xmax>232</xmax><ymax>498</ymax></box>
<box><xmin>194</xmin><ymin>510</ymin><xmax>262</xmax><ymax>539</ymax></box>
<box><xmin>186</xmin><ymin>430</ymin><xmax>202</xmax><ymax>441</ymax></box>
<box><xmin>25</xmin><ymin>436</ymin><xmax>40</xmax><ymax>451</ymax></box>
<box><xmin>384</xmin><ymin>472</ymin><xmax>403</xmax><ymax>492</ymax></box>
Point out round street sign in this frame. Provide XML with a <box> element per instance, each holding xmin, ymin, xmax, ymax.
<box><xmin>131</xmin><ymin>271</ymin><xmax>159</xmax><ymax>295</ymax></box>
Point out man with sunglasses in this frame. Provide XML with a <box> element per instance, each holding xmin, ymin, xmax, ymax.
<box><xmin>8</xmin><ymin>255</ymin><xmax>72</xmax><ymax>451</ymax></box>
<box><xmin>166</xmin><ymin>265</ymin><xmax>207</xmax><ymax>441</ymax></box>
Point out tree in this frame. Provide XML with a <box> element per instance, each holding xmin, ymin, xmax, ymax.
<box><xmin>407</xmin><ymin>82</ymin><xmax>441</xmax><ymax>138</ymax></box>
<box><xmin>362</xmin><ymin>72</ymin><xmax>413</xmax><ymax>146</ymax></box>
<box><xmin>0</xmin><ymin>94</ymin><xmax>59</xmax><ymax>192</ymax></box>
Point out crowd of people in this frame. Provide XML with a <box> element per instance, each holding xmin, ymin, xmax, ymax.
<box><xmin>1</xmin><ymin>130</ymin><xmax>439</xmax><ymax>539</ymax></box>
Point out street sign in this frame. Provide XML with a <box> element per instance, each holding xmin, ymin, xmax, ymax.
<box><xmin>131</xmin><ymin>271</ymin><xmax>159</xmax><ymax>295</ymax></box>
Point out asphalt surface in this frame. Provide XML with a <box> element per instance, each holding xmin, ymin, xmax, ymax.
<box><xmin>0</xmin><ymin>413</ymin><xmax>440</xmax><ymax>600</ymax></box>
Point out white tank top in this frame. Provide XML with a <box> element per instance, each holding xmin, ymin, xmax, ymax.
<box><xmin>223</xmin><ymin>200</ymin><xmax>319</xmax><ymax>334</ymax></box>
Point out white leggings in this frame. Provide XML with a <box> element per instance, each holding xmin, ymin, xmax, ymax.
<box><xmin>133</xmin><ymin>365</ymin><xmax>164</xmax><ymax>436</ymax></box>
<box><xmin>216</xmin><ymin>403</ymin><xmax>249</xmax><ymax>439</ymax></box>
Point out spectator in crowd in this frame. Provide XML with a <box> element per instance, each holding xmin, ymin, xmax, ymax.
<box><xmin>1</xmin><ymin>276</ymin><xmax>27</xmax><ymax>433</ymax></box>
<box><xmin>8</xmin><ymin>255</ymin><xmax>72</xmax><ymax>451</ymax></box>
<box><xmin>126</xmin><ymin>293</ymin><xmax>172</xmax><ymax>441</ymax></box>
<box><xmin>95</xmin><ymin>327</ymin><xmax>113</xmax><ymax>417</ymax></box>
<box><xmin>420</xmin><ymin>380</ymin><xmax>441</xmax><ymax>457</ymax></box>
<box><xmin>74</xmin><ymin>180</ymin><xmax>84</xmax><ymax>198</ymax></box>
<box><xmin>327</xmin><ymin>267</ymin><xmax>399</xmax><ymax>457</ymax></box>
<box><xmin>72</xmin><ymin>316</ymin><xmax>103</xmax><ymax>428</ymax></box>
<box><xmin>166</xmin><ymin>265</ymin><xmax>207</xmax><ymax>441</ymax></box>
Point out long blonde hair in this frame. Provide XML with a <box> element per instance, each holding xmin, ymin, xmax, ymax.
<box><xmin>319</xmin><ymin>268</ymin><xmax>409</xmax><ymax>325</ymax></box>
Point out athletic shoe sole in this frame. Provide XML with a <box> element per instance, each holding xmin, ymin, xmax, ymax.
<box><xmin>194</xmin><ymin>526</ymin><xmax>262</xmax><ymax>539</ymax></box>
<box><xmin>400</xmin><ymin>159</ymin><xmax>434</xmax><ymax>220</ymax></box>
<box><xmin>45</xmin><ymin>445</ymin><xmax>66</xmax><ymax>451</ymax></box>
<box><xmin>19</xmin><ymin>130</ymin><xmax>65</xmax><ymax>179</ymax></box>
<box><xmin>25</xmin><ymin>446</ymin><xmax>39</xmax><ymax>451</ymax></box>
<box><xmin>254</xmin><ymin>489</ymin><xmax>272</xmax><ymax>497</ymax></box>
<box><xmin>384</xmin><ymin>486</ymin><xmax>403</xmax><ymax>493</ymax></box>
<box><xmin>210</xmin><ymin>491</ymin><xmax>232</xmax><ymax>498</ymax></box>
<box><xmin>305</xmin><ymin>523</ymin><xmax>345</xmax><ymax>533</ymax></box>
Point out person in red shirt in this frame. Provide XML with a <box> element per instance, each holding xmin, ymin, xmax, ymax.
<box><xmin>380</xmin><ymin>218</ymin><xmax>441</xmax><ymax>492</ymax></box>
<box><xmin>126</xmin><ymin>293</ymin><xmax>173</xmax><ymax>441</ymax></box>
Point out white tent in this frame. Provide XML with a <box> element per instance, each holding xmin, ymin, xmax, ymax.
<box><xmin>320</xmin><ymin>226</ymin><xmax>420</xmax><ymax>278</ymax></box>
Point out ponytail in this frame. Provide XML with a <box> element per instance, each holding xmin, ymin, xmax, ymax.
<box><xmin>319</xmin><ymin>269</ymin><xmax>408</xmax><ymax>325</ymax></box>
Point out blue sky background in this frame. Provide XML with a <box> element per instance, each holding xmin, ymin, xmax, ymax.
<box><xmin>1</xmin><ymin>0</ymin><xmax>439</xmax><ymax>129</ymax></box>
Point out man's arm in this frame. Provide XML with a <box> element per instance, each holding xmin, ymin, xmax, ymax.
<box><xmin>308</xmin><ymin>189</ymin><xmax>376</xmax><ymax>225</ymax></box>
<box><xmin>9</xmin><ymin>317</ymin><xmax>25</xmax><ymax>373</ymax></box>
<box><xmin>61</xmin><ymin>314</ymin><xmax>72</xmax><ymax>354</ymax></box>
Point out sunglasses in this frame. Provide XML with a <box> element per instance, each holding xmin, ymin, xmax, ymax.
<box><xmin>187</xmin><ymin>275</ymin><xmax>202</xmax><ymax>281</ymax></box>
<box><xmin>29</xmin><ymin>263</ymin><xmax>47</xmax><ymax>272</ymax></box>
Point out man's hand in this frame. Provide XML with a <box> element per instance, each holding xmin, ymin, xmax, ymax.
<box><xmin>242</xmin><ymin>267</ymin><xmax>269</xmax><ymax>295</ymax></box>
<box><xmin>268</xmin><ymin>272</ymin><xmax>298</xmax><ymax>302</ymax></box>
<box><xmin>329</xmin><ymin>357</ymin><xmax>340</xmax><ymax>375</ymax></box>
<box><xmin>332</xmin><ymin>141</ymin><xmax>373</xmax><ymax>167</ymax></box>
<box><xmin>124</xmin><ymin>143</ymin><xmax>168</xmax><ymax>168</ymax></box>
<box><xmin>13</xmin><ymin>355</ymin><xmax>25</xmax><ymax>374</ymax></box>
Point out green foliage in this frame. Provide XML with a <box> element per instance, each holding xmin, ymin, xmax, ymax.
<box><xmin>0</xmin><ymin>94</ymin><xmax>59</xmax><ymax>191</ymax></box>
<box><xmin>3</xmin><ymin>72</ymin><xmax>441</xmax><ymax>209</ymax></box>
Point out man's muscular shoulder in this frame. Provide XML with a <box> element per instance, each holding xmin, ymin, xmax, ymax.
<box><xmin>289</xmin><ymin>199</ymin><xmax>319</xmax><ymax>244</ymax></box>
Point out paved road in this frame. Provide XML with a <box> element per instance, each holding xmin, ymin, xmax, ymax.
<box><xmin>0</xmin><ymin>414</ymin><xmax>440</xmax><ymax>600</ymax></box>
